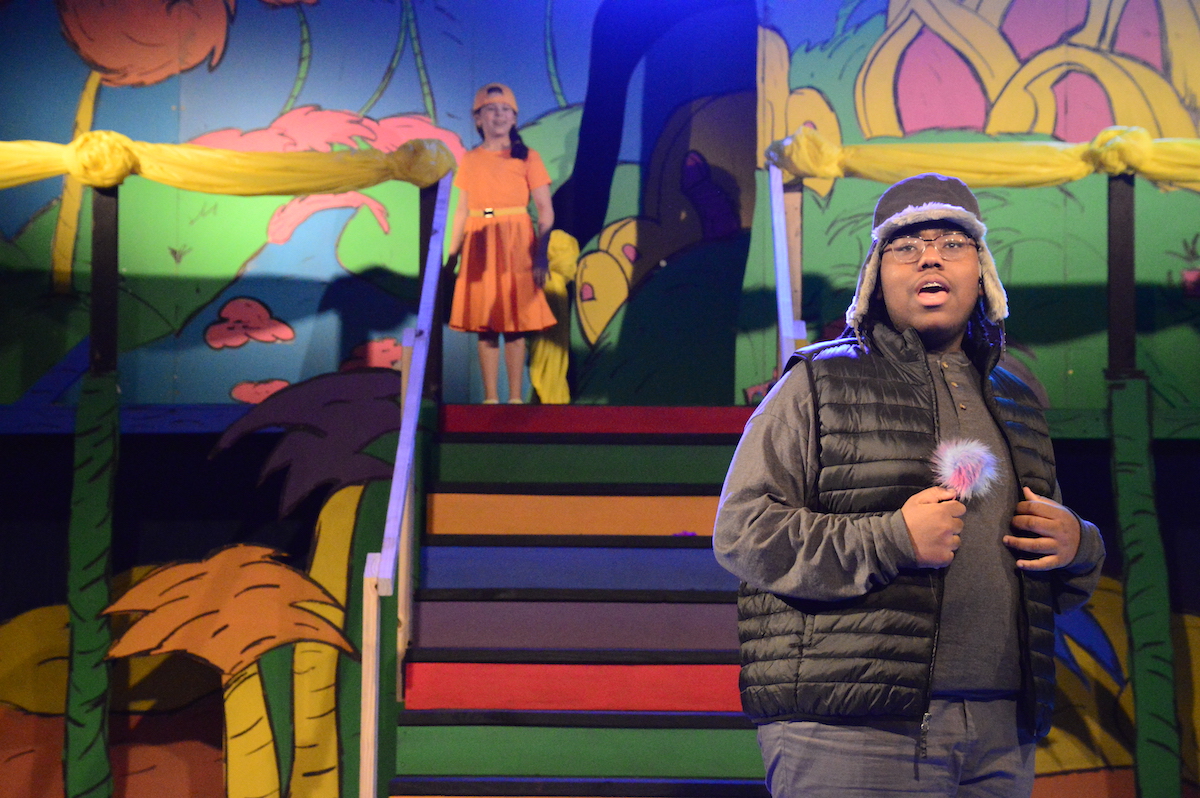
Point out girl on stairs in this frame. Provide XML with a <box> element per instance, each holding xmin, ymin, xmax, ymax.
<box><xmin>446</xmin><ymin>82</ymin><xmax>557</xmax><ymax>404</ymax></box>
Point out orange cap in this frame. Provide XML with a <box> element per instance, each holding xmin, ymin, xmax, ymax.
<box><xmin>473</xmin><ymin>82</ymin><xmax>518</xmax><ymax>114</ymax></box>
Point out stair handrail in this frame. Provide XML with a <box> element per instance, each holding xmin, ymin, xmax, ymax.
<box><xmin>360</xmin><ymin>171</ymin><xmax>453</xmax><ymax>798</ymax></box>
<box><xmin>767</xmin><ymin>163</ymin><xmax>806</xmax><ymax>370</ymax></box>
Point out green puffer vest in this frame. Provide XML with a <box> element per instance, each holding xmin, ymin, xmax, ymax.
<box><xmin>737</xmin><ymin>320</ymin><xmax>1060</xmax><ymax>738</ymax></box>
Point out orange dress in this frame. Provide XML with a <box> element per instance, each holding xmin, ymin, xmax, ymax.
<box><xmin>448</xmin><ymin>147</ymin><xmax>557</xmax><ymax>333</ymax></box>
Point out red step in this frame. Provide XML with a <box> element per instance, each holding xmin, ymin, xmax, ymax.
<box><xmin>404</xmin><ymin>662</ymin><xmax>741</xmax><ymax>712</ymax></box>
<box><xmin>440</xmin><ymin>405</ymin><xmax>754</xmax><ymax>436</ymax></box>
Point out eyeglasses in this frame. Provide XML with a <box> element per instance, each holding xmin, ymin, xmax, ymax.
<box><xmin>882</xmin><ymin>233</ymin><xmax>979</xmax><ymax>263</ymax></box>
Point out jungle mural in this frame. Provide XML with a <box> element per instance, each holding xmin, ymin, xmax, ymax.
<box><xmin>0</xmin><ymin>0</ymin><xmax>1197</xmax><ymax>797</ymax></box>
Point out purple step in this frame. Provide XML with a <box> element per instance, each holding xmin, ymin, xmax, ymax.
<box><xmin>414</xmin><ymin>601</ymin><xmax>738</xmax><ymax>651</ymax></box>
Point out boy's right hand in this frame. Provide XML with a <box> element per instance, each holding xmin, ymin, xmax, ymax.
<box><xmin>901</xmin><ymin>486</ymin><xmax>965</xmax><ymax>568</ymax></box>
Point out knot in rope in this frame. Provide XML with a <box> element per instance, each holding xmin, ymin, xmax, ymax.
<box><xmin>386</xmin><ymin>139</ymin><xmax>455</xmax><ymax>187</ymax></box>
<box><xmin>65</xmin><ymin>130</ymin><xmax>139</xmax><ymax>187</ymax></box>
<box><xmin>1086</xmin><ymin>126</ymin><xmax>1152</xmax><ymax>176</ymax></box>
<box><xmin>774</xmin><ymin>126</ymin><xmax>843</xmax><ymax>179</ymax></box>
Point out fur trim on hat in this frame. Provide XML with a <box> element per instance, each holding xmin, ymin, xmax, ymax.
<box><xmin>845</xmin><ymin>202</ymin><xmax>1008</xmax><ymax>332</ymax></box>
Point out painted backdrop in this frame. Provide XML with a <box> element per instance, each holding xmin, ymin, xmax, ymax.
<box><xmin>1</xmin><ymin>1</ymin><xmax>1198</xmax><ymax>797</ymax></box>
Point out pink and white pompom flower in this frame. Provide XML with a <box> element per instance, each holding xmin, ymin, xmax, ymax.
<box><xmin>932</xmin><ymin>438</ymin><xmax>999</xmax><ymax>501</ymax></box>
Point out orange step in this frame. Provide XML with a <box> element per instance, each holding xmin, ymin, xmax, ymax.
<box><xmin>427</xmin><ymin>493</ymin><xmax>719</xmax><ymax>537</ymax></box>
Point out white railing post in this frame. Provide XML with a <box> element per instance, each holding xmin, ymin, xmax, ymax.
<box><xmin>768</xmin><ymin>163</ymin><xmax>807</xmax><ymax>370</ymax></box>
<box><xmin>769</xmin><ymin>164</ymin><xmax>796</xmax><ymax>369</ymax></box>
<box><xmin>359</xmin><ymin>172</ymin><xmax>453</xmax><ymax>798</ymax></box>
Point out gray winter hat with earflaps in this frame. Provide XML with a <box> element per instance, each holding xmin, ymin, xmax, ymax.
<box><xmin>845</xmin><ymin>173</ymin><xmax>1008</xmax><ymax>333</ymax></box>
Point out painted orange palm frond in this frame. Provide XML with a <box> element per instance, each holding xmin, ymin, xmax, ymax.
<box><xmin>57</xmin><ymin>0</ymin><xmax>236</xmax><ymax>87</ymax></box>
<box><xmin>104</xmin><ymin>545</ymin><xmax>356</xmax><ymax>679</ymax></box>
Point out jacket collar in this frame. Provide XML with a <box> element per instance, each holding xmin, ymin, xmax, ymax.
<box><xmin>862</xmin><ymin>302</ymin><xmax>1004</xmax><ymax>376</ymax></box>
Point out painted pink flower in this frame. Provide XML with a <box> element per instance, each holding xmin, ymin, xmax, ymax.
<box><xmin>189</xmin><ymin>125</ymin><xmax>296</xmax><ymax>153</ymax></box>
<box><xmin>373</xmin><ymin>115</ymin><xmax>467</xmax><ymax>162</ymax></box>
<box><xmin>1000</xmin><ymin>0</ymin><xmax>1087</xmax><ymax>61</ymax></box>
<box><xmin>230</xmin><ymin>380</ymin><xmax>291</xmax><ymax>404</ymax></box>
<box><xmin>340</xmin><ymin>338</ymin><xmax>405</xmax><ymax>371</ymax></box>
<box><xmin>1182</xmin><ymin>268</ymin><xmax>1200</xmax><ymax>299</ymax></box>
<box><xmin>261</xmin><ymin>106</ymin><xmax>377</xmax><ymax>152</ymax></box>
<box><xmin>190</xmin><ymin>107</ymin><xmax>465</xmax><ymax>239</ymax></box>
<box><xmin>999</xmin><ymin>0</ymin><xmax>1159</xmax><ymax>141</ymax></box>
<box><xmin>268</xmin><ymin>193</ymin><xmax>388</xmax><ymax>245</ymax></box>
<box><xmin>191</xmin><ymin>106</ymin><xmax>376</xmax><ymax>152</ymax></box>
<box><xmin>895</xmin><ymin>0</ymin><xmax>1164</xmax><ymax>139</ymax></box>
<box><xmin>999</xmin><ymin>0</ymin><xmax>1160</xmax><ymax>66</ymax></box>
<box><xmin>896</xmin><ymin>30</ymin><xmax>988</xmax><ymax>134</ymax></box>
<box><xmin>190</xmin><ymin>106</ymin><xmax>465</xmax><ymax>157</ymax></box>
<box><xmin>205</xmin><ymin>298</ymin><xmax>295</xmax><ymax>349</ymax></box>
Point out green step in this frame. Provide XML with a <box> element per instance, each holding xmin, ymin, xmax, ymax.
<box><xmin>432</xmin><ymin>442</ymin><xmax>736</xmax><ymax>487</ymax></box>
<box><xmin>390</xmin><ymin>776</ymin><xmax>769</xmax><ymax>797</ymax></box>
<box><xmin>394</xmin><ymin>726</ymin><xmax>763</xmax><ymax>778</ymax></box>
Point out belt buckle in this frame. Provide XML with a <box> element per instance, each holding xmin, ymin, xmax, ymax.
<box><xmin>483</xmin><ymin>207</ymin><xmax>495</xmax><ymax>218</ymax></box>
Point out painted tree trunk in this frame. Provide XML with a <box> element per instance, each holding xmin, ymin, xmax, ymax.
<box><xmin>291</xmin><ymin>485</ymin><xmax>363</xmax><ymax>798</ymax></box>
<box><xmin>1110</xmin><ymin>376</ymin><xmax>1181</xmax><ymax>798</ymax></box>
<box><xmin>291</xmin><ymin>641</ymin><xmax>344</xmax><ymax>797</ymax></box>
<box><xmin>223</xmin><ymin>662</ymin><xmax>282</xmax><ymax>798</ymax></box>
<box><xmin>64</xmin><ymin>371</ymin><xmax>118</xmax><ymax>798</ymax></box>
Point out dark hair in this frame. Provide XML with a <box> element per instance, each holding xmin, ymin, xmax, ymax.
<box><xmin>475</xmin><ymin>86</ymin><xmax>528</xmax><ymax>160</ymax></box>
<box><xmin>508</xmin><ymin>128</ymin><xmax>529</xmax><ymax>160</ymax></box>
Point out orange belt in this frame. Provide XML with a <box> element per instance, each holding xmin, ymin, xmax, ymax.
<box><xmin>468</xmin><ymin>206</ymin><xmax>527</xmax><ymax>218</ymax></box>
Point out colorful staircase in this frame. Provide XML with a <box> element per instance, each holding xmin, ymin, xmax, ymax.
<box><xmin>391</xmin><ymin>404</ymin><xmax>768</xmax><ymax>798</ymax></box>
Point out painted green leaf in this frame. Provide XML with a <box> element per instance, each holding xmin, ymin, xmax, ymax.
<box><xmin>514</xmin><ymin>105</ymin><xmax>582</xmax><ymax>193</ymax></box>
<box><xmin>0</xmin><ymin>198</ymin><xmax>90</xmax><ymax>403</ymax></box>
<box><xmin>116</xmin><ymin>177</ymin><xmax>283</xmax><ymax>350</ymax></box>
<box><xmin>336</xmin><ymin>180</ymin><xmax>423</xmax><ymax>301</ymax></box>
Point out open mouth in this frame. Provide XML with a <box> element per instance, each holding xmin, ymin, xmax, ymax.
<box><xmin>918</xmin><ymin>282</ymin><xmax>948</xmax><ymax>295</ymax></box>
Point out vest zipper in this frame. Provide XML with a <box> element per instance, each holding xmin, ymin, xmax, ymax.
<box><xmin>915</xmin><ymin>347</ymin><xmax>942</xmax><ymax>761</ymax></box>
<box><xmin>984</xmin><ymin>374</ymin><xmax>1039</xmax><ymax>732</ymax></box>
<box><xmin>920</xmin><ymin>570</ymin><xmax>944</xmax><ymax>760</ymax></box>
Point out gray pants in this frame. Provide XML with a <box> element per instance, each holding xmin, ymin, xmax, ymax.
<box><xmin>757</xmin><ymin>697</ymin><xmax>1035</xmax><ymax>797</ymax></box>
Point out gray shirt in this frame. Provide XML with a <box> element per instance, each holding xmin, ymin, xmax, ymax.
<box><xmin>926</xmin><ymin>351</ymin><xmax>1019</xmax><ymax>695</ymax></box>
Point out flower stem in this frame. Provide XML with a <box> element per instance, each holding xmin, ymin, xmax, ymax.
<box><xmin>359</xmin><ymin>5</ymin><xmax>408</xmax><ymax>117</ymax></box>
<box><xmin>51</xmin><ymin>70</ymin><xmax>102</xmax><ymax>295</ymax></box>
<box><xmin>545</xmin><ymin>0</ymin><xmax>567</xmax><ymax>107</ymax></box>
<box><xmin>406</xmin><ymin>0</ymin><xmax>436</xmax><ymax>123</ymax></box>
<box><xmin>280</xmin><ymin>6</ymin><xmax>312</xmax><ymax>116</ymax></box>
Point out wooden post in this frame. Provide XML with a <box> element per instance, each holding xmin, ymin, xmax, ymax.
<box><xmin>399</xmin><ymin>328</ymin><xmax>416</xmax><ymax>415</ymax></box>
<box><xmin>359</xmin><ymin>553</ymin><xmax>382</xmax><ymax>798</ymax></box>
<box><xmin>784</xmin><ymin>182</ymin><xmax>805</xmax><ymax>348</ymax></box>
<box><xmin>1106</xmin><ymin>174</ymin><xmax>1139</xmax><ymax>379</ymax></box>
<box><xmin>91</xmin><ymin>187</ymin><xmax>119</xmax><ymax>374</ymax></box>
<box><xmin>419</xmin><ymin>182</ymin><xmax>445</xmax><ymax>404</ymax></box>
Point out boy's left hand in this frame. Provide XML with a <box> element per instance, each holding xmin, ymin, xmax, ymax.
<box><xmin>1004</xmin><ymin>487</ymin><xmax>1081</xmax><ymax>571</ymax></box>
